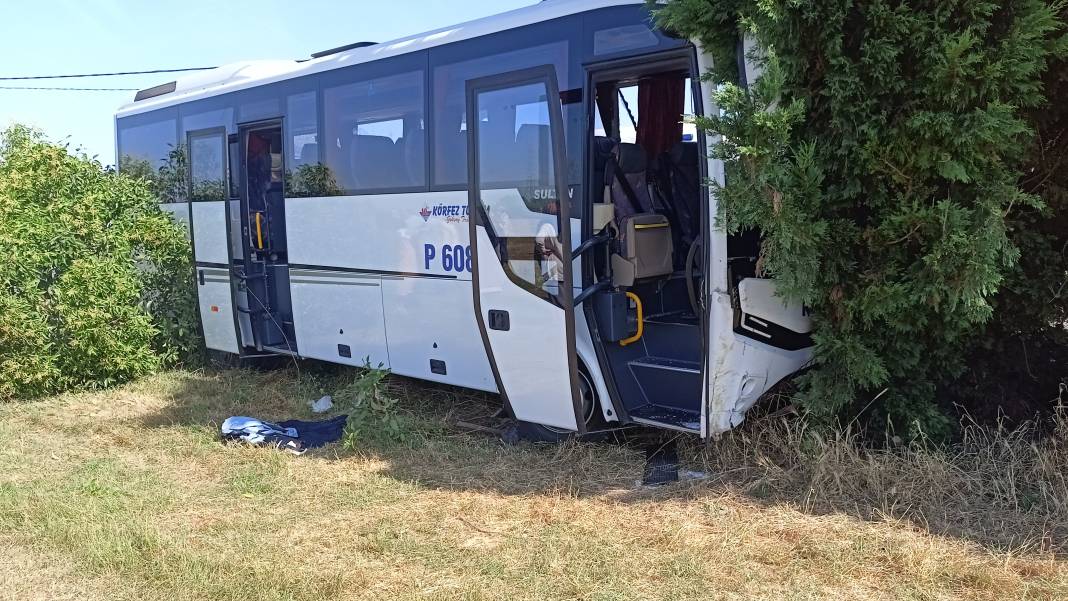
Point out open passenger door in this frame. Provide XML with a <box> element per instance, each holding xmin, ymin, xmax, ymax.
<box><xmin>466</xmin><ymin>66</ymin><xmax>585</xmax><ymax>432</ymax></box>
<box><xmin>188</xmin><ymin>127</ymin><xmax>241</xmax><ymax>355</ymax></box>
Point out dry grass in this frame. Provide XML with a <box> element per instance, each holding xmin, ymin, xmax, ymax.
<box><xmin>685</xmin><ymin>413</ymin><xmax>1068</xmax><ymax>557</ymax></box>
<box><xmin>0</xmin><ymin>366</ymin><xmax>1066</xmax><ymax>600</ymax></box>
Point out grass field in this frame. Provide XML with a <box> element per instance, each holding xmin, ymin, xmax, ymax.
<box><xmin>1</xmin><ymin>365</ymin><xmax>1066</xmax><ymax>600</ymax></box>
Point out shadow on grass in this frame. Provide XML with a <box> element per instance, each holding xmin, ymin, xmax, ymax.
<box><xmin>140</xmin><ymin>363</ymin><xmax>1068</xmax><ymax>559</ymax></box>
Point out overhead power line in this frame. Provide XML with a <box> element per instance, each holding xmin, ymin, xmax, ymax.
<box><xmin>0</xmin><ymin>85</ymin><xmax>136</xmax><ymax>91</ymax></box>
<box><xmin>0</xmin><ymin>67</ymin><xmax>216</xmax><ymax>81</ymax></box>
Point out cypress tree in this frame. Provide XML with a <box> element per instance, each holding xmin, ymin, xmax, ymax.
<box><xmin>654</xmin><ymin>0</ymin><xmax>1068</xmax><ymax>436</ymax></box>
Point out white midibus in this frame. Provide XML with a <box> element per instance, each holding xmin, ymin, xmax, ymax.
<box><xmin>115</xmin><ymin>0</ymin><xmax>812</xmax><ymax>440</ymax></box>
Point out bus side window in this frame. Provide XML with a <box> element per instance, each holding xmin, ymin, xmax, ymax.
<box><xmin>285</xmin><ymin>90</ymin><xmax>323</xmax><ymax>198</ymax></box>
<box><xmin>322</xmin><ymin>69</ymin><xmax>425</xmax><ymax>193</ymax></box>
<box><xmin>431</xmin><ymin>40</ymin><xmax>570</xmax><ymax>188</ymax></box>
<box><xmin>117</xmin><ymin>114</ymin><xmax>179</xmax><ymax>203</ymax></box>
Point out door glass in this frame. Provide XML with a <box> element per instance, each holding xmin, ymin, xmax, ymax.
<box><xmin>475</xmin><ymin>81</ymin><xmax>566</xmax><ymax>302</ymax></box>
<box><xmin>189</xmin><ymin>131</ymin><xmax>227</xmax><ymax>201</ymax></box>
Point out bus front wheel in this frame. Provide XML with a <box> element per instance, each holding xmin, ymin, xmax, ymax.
<box><xmin>515</xmin><ymin>369</ymin><xmax>604</xmax><ymax>443</ymax></box>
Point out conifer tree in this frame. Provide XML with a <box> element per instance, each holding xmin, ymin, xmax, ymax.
<box><xmin>654</xmin><ymin>0</ymin><xmax>1068</xmax><ymax>435</ymax></box>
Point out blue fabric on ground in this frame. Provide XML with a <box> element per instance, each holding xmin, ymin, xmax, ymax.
<box><xmin>276</xmin><ymin>415</ymin><xmax>349</xmax><ymax>449</ymax></box>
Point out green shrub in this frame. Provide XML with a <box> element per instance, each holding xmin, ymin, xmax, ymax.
<box><xmin>952</xmin><ymin>9</ymin><xmax>1068</xmax><ymax>421</ymax></box>
<box><xmin>655</xmin><ymin>0</ymin><xmax>1068</xmax><ymax>436</ymax></box>
<box><xmin>0</xmin><ymin>125</ymin><xmax>197</xmax><ymax>400</ymax></box>
<box><xmin>337</xmin><ymin>360</ymin><xmax>409</xmax><ymax>448</ymax></box>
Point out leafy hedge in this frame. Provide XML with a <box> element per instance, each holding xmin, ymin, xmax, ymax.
<box><xmin>0</xmin><ymin>125</ymin><xmax>197</xmax><ymax>401</ymax></box>
<box><xmin>655</xmin><ymin>0</ymin><xmax>1068</xmax><ymax>435</ymax></box>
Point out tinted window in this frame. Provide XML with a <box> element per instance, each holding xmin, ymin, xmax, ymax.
<box><xmin>182</xmin><ymin>107</ymin><xmax>234</xmax><ymax>134</ymax></box>
<box><xmin>594</xmin><ymin>79</ymin><xmax>698</xmax><ymax>144</ymax></box>
<box><xmin>188</xmin><ymin>130</ymin><xmax>227</xmax><ymax>201</ymax></box>
<box><xmin>432</xmin><ymin>41</ymin><xmax>568</xmax><ymax>187</ymax></box>
<box><xmin>593</xmin><ymin>24</ymin><xmax>659</xmax><ymax>56</ymax></box>
<box><xmin>322</xmin><ymin>69</ymin><xmax>425</xmax><ymax>193</ymax></box>
<box><xmin>117</xmin><ymin>114</ymin><xmax>182</xmax><ymax>203</ymax></box>
<box><xmin>580</xmin><ymin>5</ymin><xmax>689</xmax><ymax>62</ymax></box>
<box><xmin>283</xmin><ymin>90</ymin><xmax>332</xmax><ymax>197</ymax></box>
<box><xmin>617</xmin><ymin>84</ymin><xmax>639</xmax><ymax>144</ymax></box>
<box><xmin>239</xmin><ymin>96</ymin><xmax>281</xmax><ymax>123</ymax></box>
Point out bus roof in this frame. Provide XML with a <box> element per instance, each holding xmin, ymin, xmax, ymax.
<box><xmin>116</xmin><ymin>0</ymin><xmax>647</xmax><ymax>118</ymax></box>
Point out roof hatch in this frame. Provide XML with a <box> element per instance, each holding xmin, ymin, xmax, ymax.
<box><xmin>311</xmin><ymin>41</ymin><xmax>378</xmax><ymax>59</ymax></box>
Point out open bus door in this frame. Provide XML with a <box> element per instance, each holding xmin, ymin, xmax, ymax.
<box><xmin>237</xmin><ymin>121</ymin><xmax>297</xmax><ymax>354</ymax></box>
<box><xmin>188</xmin><ymin>127</ymin><xmax>241</xmax><ymax>355</ymax></box>
<box><xmin>466</xmin><ymin>66</ymin><xmax>586</xmax><ymax>433</ymax></box>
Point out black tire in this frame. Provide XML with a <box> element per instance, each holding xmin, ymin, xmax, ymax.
<box><xmin>206</xmin><ymin>350</ymin><xmax>289</xmax><ymax>372</ymax></box>
<box><xmin>206</xmin><ymin>349</ymin><xmax>241</xmax><ymax>370</ymax></box>
<box><xmin>515</xmin><ymin>368</ymin><xmax>606</xmax><ymax>443</ymax></box>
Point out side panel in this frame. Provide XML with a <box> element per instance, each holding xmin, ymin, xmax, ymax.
<box><xmin>191</xmin><ymin>200</ymin><xmax>241</xmax><ymax>353</ymax></box>
<box><xmin>474</xmin><ymin>226</ymin><xmax>578</xmax><ymax>428</ymax></box>
<box><xmin>382</xmin><ymin>277</ymin><xmax>496</xmax><ymax>391</ymax></box>
<box><xmin>191</xmin><ymin>202</ymin><xmax>231</xmax><ymax>266</ymax></box>
<box><xmin>289</xmin><ymin>269</ymin><xmax>389</xmax><ymax>368</ymax></box>
<box><xmin>285</xmin><ymin>192</ymin><xmax>471</xmax><ymax>278</ymax></box>
<box><xmin>196</xmin><ymin>266</ymin><xmax>240</xmax><ymax>354</ymax></box>
<box><xmin>285</xmin><ymin>191</ymin><xmax>495</xmax><ymax>389</ymax></box>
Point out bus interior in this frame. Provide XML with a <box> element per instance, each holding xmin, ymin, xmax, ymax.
<box><xmin>241</xmin><ymin>123</ymin><xmax>298</xmax><ymax>353</ymax></box>
<box><xmin>586</xmin><ymin>57</ymin><xmax>709</xmax><ymax>432</ymax></box>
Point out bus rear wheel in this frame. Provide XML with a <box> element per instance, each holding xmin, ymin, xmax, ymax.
<box><xmin>516</xmin><ymin>369</ymin><xmax>603</xmax><ymax>443</ymax></box>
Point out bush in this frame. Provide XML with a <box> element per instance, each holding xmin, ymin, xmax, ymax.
<box><xmin>0</xmin><ymin>125</ymin><xmax>196</xmax><ymax>400</ymax></box>
<box><xmin>655</xmin><ymin>0</ymin><xmax>1068</xmax><ymax>436</ymax></box>
<box><xmin>337</xmin><ymin>360</ymin><xmax>409</xmax><ymax>448</ymax></box>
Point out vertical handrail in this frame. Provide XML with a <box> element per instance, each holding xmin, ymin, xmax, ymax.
<box><xmin>620</xmin><ymin>292</ymin><xmax>644</xmax><ymax>346</ymax></box>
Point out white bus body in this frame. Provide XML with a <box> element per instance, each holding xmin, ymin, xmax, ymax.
<box><xmin>116</xmin><ymin>0</ymin><xmax>812</xmax><ymax>438</ymax></box>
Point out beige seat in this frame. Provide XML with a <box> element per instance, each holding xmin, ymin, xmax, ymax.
<box><xmin>598</xmin><ymin>141</ymin><xmax>674</xmax><ymax>288</ymax></box>
<box><xmin>612</xmin><ymin>213</ymin><xmax>673</xmax><ymax>287</ymax></box>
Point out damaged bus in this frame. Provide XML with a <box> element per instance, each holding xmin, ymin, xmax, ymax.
<box><xmin>115</xmin><ymin>0</ymin><xmax>812</xmax><ymax>440</ymax></box>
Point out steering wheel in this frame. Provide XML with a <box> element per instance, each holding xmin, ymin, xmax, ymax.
<box><xmin>685</xmin><ymin>238</ymin><xmax>704</xmax><ymax>318</ymax></box>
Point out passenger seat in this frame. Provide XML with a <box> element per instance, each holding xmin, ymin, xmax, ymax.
<box><xmin>607</xmin><ymin>143</ymin><xmax>656</xmax><ymax>220</ymax></box>
<box><xmin>349</xmin><ymin>135</ymin><xmax>401</xmax><ymax>190</ymax></box>
<box><xmin>603</xmin><ymin>142</ymin><xmax>673</xmax><ymax>285</ymax></box>
<box><xmin>401</xmin><ymin>132</ymin><xmax>425</xmax><ymax>186</ymax></box>
<box><xmin>661</xmin><ymin>141</ymin><xmax>700</xmax><ymax>247</ymax></box>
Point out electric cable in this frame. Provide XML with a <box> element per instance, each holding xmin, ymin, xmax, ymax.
<box><xmin>0</xmin><ymin>67</ymin><xmax>216</xmax><ymax>81</ymax></box>
<box><xmin>0</xmin><ymin>85</ymin><xmax>136</xmax><ymax>91</ymax></box>
<box><xmin>244</xmin><ymin>285</ymin><xmax>302</xmax><ymax>381</ymax></box>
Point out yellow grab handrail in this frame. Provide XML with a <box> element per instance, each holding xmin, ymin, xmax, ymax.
<box><xmin>255</xmin><ymin>212</ymin><xmax>264</xmax><ymax>250</ymax></box>
<box><xmin>633</xmin><ymin>222</ymin><xmax>669</xmax><ymax>230</ymax></box>
<box><xmin>620</xmin><ymin>291</ymin><xmax>644</xmax><ymax>347</ymax></box>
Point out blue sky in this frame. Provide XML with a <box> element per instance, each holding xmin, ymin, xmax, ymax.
<box><xmin>0</xmin><ymin>0</ymin><xmax>533</xmax><ymax>165</ymax></box>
